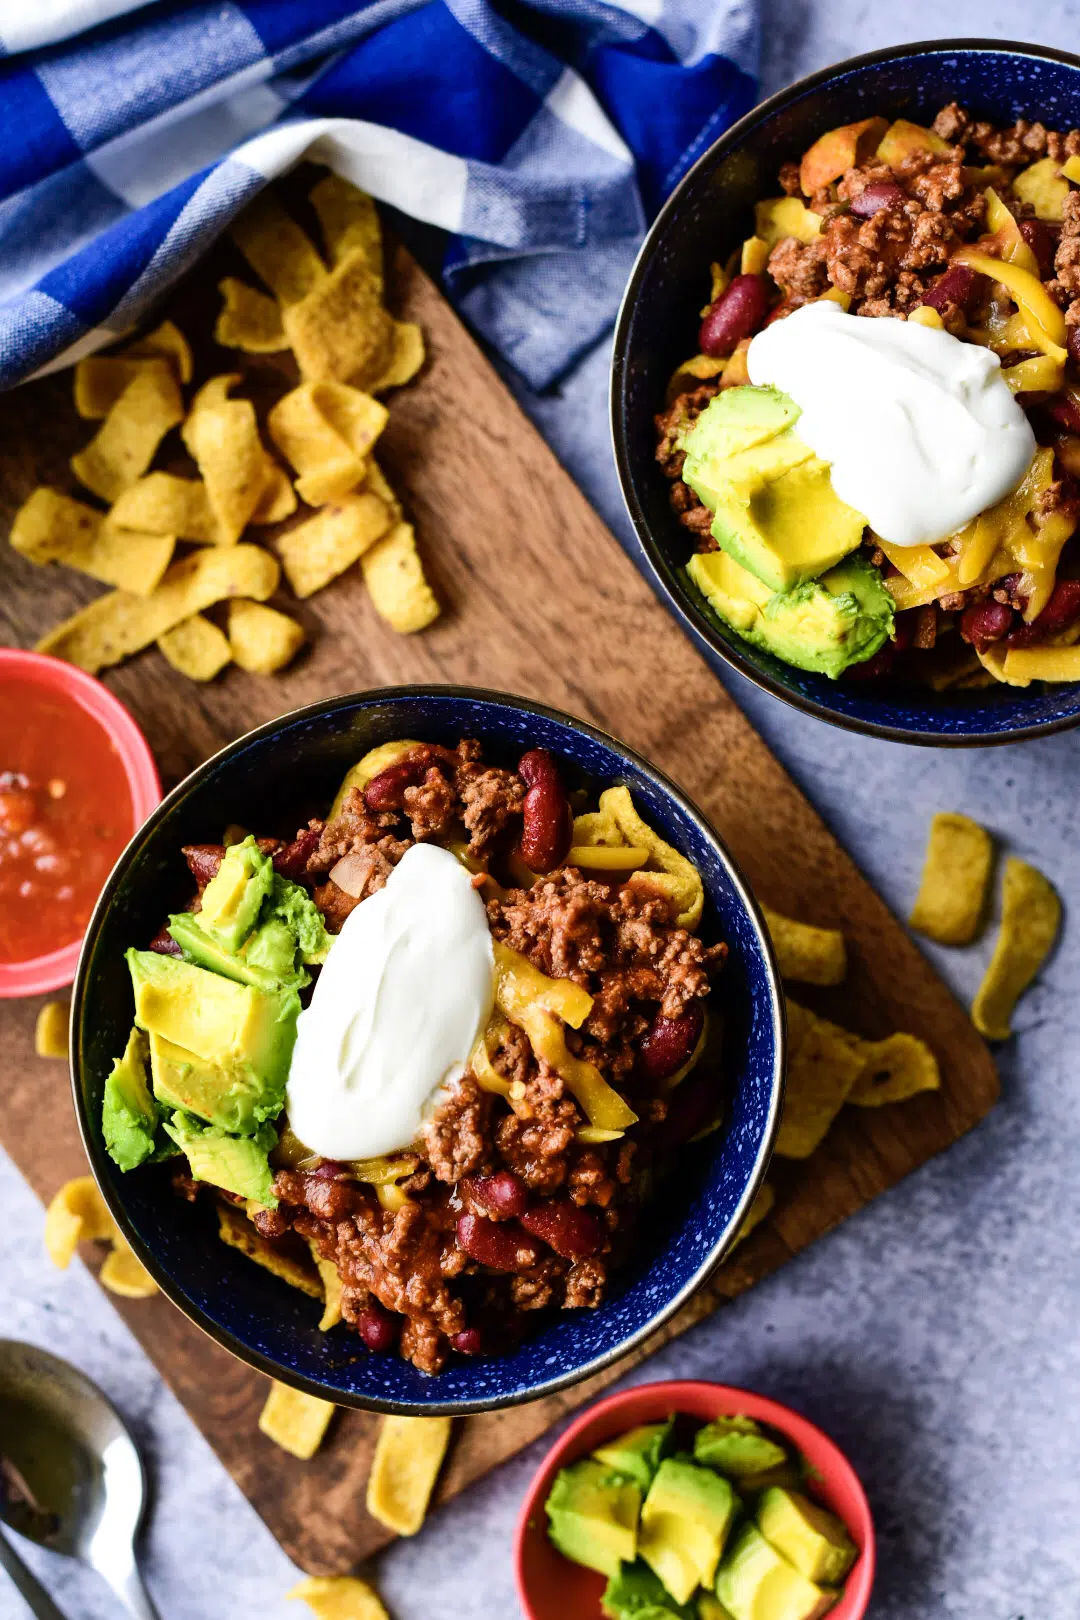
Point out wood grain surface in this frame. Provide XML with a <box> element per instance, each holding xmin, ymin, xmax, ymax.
<box><xmin>0</xmin><ymin>233</ymin><xmax>999</xmax><ymax>1576</ymax></box>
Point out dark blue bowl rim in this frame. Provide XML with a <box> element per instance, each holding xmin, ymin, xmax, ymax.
<box><xmin>69</xmin><ymin>684</ymin><xmax>786</xmax><ymax>1416</ymax></box>
<box><xmin>610</xmin><ymin>36</ymin><xmax>1080</xmax><ymax>749</ymax></box>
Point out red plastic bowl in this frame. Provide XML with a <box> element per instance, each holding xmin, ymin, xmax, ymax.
<box><xmin>515</xmin><ymin>1380</ymin><xmax>875</xmax><ymax>1620</ymax></box>
<box><xmin>0</xmin><ymin>650</ymin><xmax>161</xmax><ymax>998</ymax></box>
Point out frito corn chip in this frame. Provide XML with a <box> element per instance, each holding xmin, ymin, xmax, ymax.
<box><xmin>158</xmin><ymin>614</ymin><xmax>232</xmax><ymax>682</ymax></box>
<box><xmin>278</xmin><ymin>493</ymin><xmax>392</xmax><ymax>598</ymax></box>
<box><xmin>369</xmin><ymin>321</ymin><xmax>425</xmax><ymax>393</ymax></box>
<box><xmin>310</xmin><ymin>173</ymin><xmax>383</xmax><ymax>284</ymax></box>
<box><xmin>125</xmin><ymin>319</ymin><xmax>193</xmax><ymax>382</ymax></box>
<box><xmin>35</xmin><ymin>1001</ymin><xmax>68</xmax><ymax>1059</ymax></box>
<box><xmin>288</xmin><ymin>1575</ymin><xmax>389</xmax><ymax>1620</ymax></box>
<box><xmin>761</xmin><ymin>905</ymin><xmax>847</xmax><ymax>985</ymax></box>
<box><xmin>74</xmin><ymin>355</ymin><xmax>171</xmax><ymax>420</ymax></box>
<box><xmin>599</xmin><ymin>785</ymin><xmax>704</xmax><ymax>931</ymax></box>
<box><xmin>45</xmin><ymin>1175</ymin><xmax>116</xmax><ymax>1268</ymax></box>
<box><xmin>11</xmin><ymin>489</ymin><xmax>175</xmax><ymax>595</ymax></box>
<box><xmin>361</xmin><ymin>521</ymin><xmax>440</xmax><ymax>634</ymax></box>
<box><xmin>215</xmin><ymin>277</ymin><xmax>287</xmax><ymax>352</ymax></box>
<box><xmin>848</xmin><ymin>1031</ymin><xmax>941</xmax><ymax>1106</ymax></box>
<box><xmin>283</xmin><ymin>253</ymin><xmax>396</xmax><ymax>389</ymax></box>
<box><xmin>228</xmin><ymin>599</ymin><xmax>306</xmax><ymax>673</ymax></box>
<box><xmin>37</xmin><ymin>544</ymin><xmax>279</xmax><ymax>673</ymax></box>
<box><xmin>182</xmin><ymin>374</ymin><xmax>280</xmax><ymax>544</ymax></box>
<box><xmin>250</xmin><ymin>461</ymin><xmax>297</xmax><ymax>524</ymax></box>
<box><xmin>108</xmin><ymin>473</ymin><xmax>223</xmax><ymax>545</ymax></box>
<box><xmin>305</xmin><ymin>1244</ymin><xmax>343</xmax><ymax>1331</ymax></box>
<box><xmin>571</xmin><ymin>810</ymin><xmax>624</xmax><ymax>848</ymax></box>
<box><xmin>259</xmin><ymin>1381</ymin><xmax>335</xmax><ymax>1460</ymax></box>
<box><xmin>775</xmin><ymin>1001</ymin><xmax>866</xmax><ymax>1158</ymax></box>
<box><xmin>268</xmin><ymin>381</ymin><xmax>388</xmax><ymax>505</ymax></box>
<box><xmin>909</xmin><ymin>812</ymin><xmax>994</xmax><ymax>946</ymax></box>
<box><xmin>363</xmin><ymin>458</ymin><xmax>403</xmax><ymax>523</ymax></box>
<box><xmin>1003</xmin><ymin>644</ymin><xmax>1080</xmax><ymax>683</ymax></box>
<box><xmin>71</xmin><ymin>364</ymin><xmax>184</xmax><ymax>502</ymax></box>
<box><xmin>733</xmin><ymin>1182</ymin><xmax>775</xmax><ymax>1247</ymax></box>
<box><xmin>217</xmin><ymin>1202</ymin><xmax>322</xmax><ymax>1296</ymax></box>
<box><xmin>366</xmin><ymin>1415</ymin><xmax>452</xmax><ymax>1536</ymax></box>
<box><xmin>972</xmin><ymin>857</ymin><xmax>1061</xmax><ymax>1040</ymax></box>
<box><xmin>99</xmin><ymin>1238</ymin><xmax>159</xmax><ymax>1299</ymax></box>
<box><xmin>232</xmin><ymin>190</ymin><xmax>328</xmax><ymax>305</ymax></box>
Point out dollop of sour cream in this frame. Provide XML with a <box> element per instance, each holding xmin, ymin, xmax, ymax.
<box><xmin>286</xmin><ymin>843</ymin><xmax>494</xmax><ymax>1160</ymax></box>
<box><xmin>747</xmin><ymin>300</ymin><xmax>1036</xmax><ymax>547</ymax></box>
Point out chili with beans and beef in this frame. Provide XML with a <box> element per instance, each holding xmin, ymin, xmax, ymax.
<box><xmin>657</xmin><ymin>104</ymin><xmax>1080</xmax><ymax>682</ymax></box>
<box><xmin>158</xmin><ymin>740</ymin><xmax>725</xmax><ymax>1375</ymax></box>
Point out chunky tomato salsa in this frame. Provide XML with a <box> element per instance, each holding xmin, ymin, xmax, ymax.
<box><xmin>0</xmin><ymin>675</ymin><xmax>134</xmax><ymax>964</ymax></box>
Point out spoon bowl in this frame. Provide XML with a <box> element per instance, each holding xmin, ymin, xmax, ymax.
<box><xmin>0</xmin><ymin>1340</ymin><xmax>158</xmax><ymax>1619</ymax></box>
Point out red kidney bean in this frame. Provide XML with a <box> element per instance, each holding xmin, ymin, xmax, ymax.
<box><xmin>182</xmin><ymin>843</ymin><xmax>225</xmax><ymax>888</ymax></box>
<box><xmin>1046</xmin><ymin>394</ymin><xmax>1080</xmax><ymax>436</ymax></box>
<box><xmin>363</xmin><ymin>745</ymin><xmax>455</xmax><ymax>811</ymax></box>
<box><xmin>450</xmin><ymin>1327</ymin><xmax>484</xmax><ymax>1356</ymax></box>
<box><xmin>653</xmin><ymin>1069</ymin><xmax>722</xmax><ymax>1151</ymax></box>
<box><xmin>456</xmin><ymin>1212</ymin><xmax>543</xmax><ymax>1272</ymax></box>
<box><xmin>1067</xmin><ymin>327</ymin><xmax>1080</xmax><ymax>368</ymax></box>
<box><xmin>921</xmin><ymin>263</ymin><xmax>978</xmax><ymax>314</ymax></box>
<box><xmin>309</xmin><ymin>1160</ymin><xmax>349</xmax><ymax>1179</ymax></box>
<box><xmin>519</xmin><ymin>1201</ymin><xmax>603</xmax><ymax>1260</ymax></box>
<box><xmin>850</xmin><ymin>181</ymin><xmax>905</xmax><ymax>218</ymax></box>
<box><xmin>147</xmin><ymin>925</ymin><xmax>182</xmax><ymax>956</ymax></box>
<box><xmin>517</xmin><ymin>748</ymin><xmax>572</xmax><ymax>873</ymax></box>
<box><xmin>843</xmin><ymin>641</ymin><xmax>900</xmax><ymax>681</ymax></box>
<box><xmin>464</xmin><ymin>1170</ymin><xmax>529</xmax><ymax>1220</ymax></box>
<box><xmin>698</xmin><ymin>274</ymin><xmax>769</xmax><ymax>357</ymax></box>
<box><xmin>1018</xmin><ymin>218</ymin><xmax>1059</xmax><ymax>277</ymax></box>
<box><xmin>960</xmin><ymin>598</ymin><xmax>1015</xmax><ymax>649</ymax></box>
<box><xmin>356</xmin><ymin>1304</ymin><xmax>397</xmax><ymax>1354</ymax></box>
<box><xmin>1006</xmin><ymin>578</ymin><xmax>1080</xmax><ymax>647</ymax></box>
<box><xmin>639</xmin><ymin>1002</ymin><xmax>705</xmax><ymax>1085</ymax></box>
<box><xmin>272</xmin><ymin>825</ymin><xmax>321</xmax><ymax>880</ymax></box>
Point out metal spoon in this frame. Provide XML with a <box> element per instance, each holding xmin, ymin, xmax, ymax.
<box><xmin>0</xmin><ymin>1340</ymin><xmax>160</xmax><ymax>1619</ymax></box>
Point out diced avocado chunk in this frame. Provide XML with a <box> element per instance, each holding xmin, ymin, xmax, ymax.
<box><xmin>594</xmin><ymin>1420</ymin><xmax>675</xmax><ymax>1492</ymax></box>
<box><xmin>102</xmin><ymin>1027</ymin><xmax>160</xmax><ymax>1171</ymax></box>
<box><xmin>687</xmin><ymin>551</ymin><xmax>892</xmax><ymax>680</ymax></box>
<box><xmin>698</xmin><ymin>1597</ymin><xmax>734</xmax><ymax>1620</ymax></box>
<box><xmin>264</xmin><ymin>873</ymin><xmax>331</xmax><ymax>966</ymax></box>
<box><xmin>756</xmin><ymin>1490</ymin><xmax>856</xmax><ymax>1587</ymax></box>
<box><xmin>693</xmin><ymin>1416</ymin><xmax>789</xmax><ymax>1480</ymax></box>
<box><xmin>715</xmin><ymin>1523</ymin><xmax>834</xmax><ymax>1620</ymax></box>
<box><xmin>163</xmin><ymin>1113</ymin><xmax>278</xmax><ymax>1206</ymax></box>
<box><xmin>148</xmin><ymin>1030</ymin><xmax>275</xmax><ymax>1135</ymax></box>
<box><xmin>197</xmin><ymin>834</ymin><xmax>275</xmax><ymax>953</ymax></box>
<box><xmin>169</xmin><ymin>872</ymin><xmax>330</xmax><ymax>990</ymax></box>
<box><xmin>603</xmin><ymin>1561</ymin><xmax>696</xmax><ymax>1620</ymax></box>
<box><xmin>168</xmin><ymin>911</ymin><xmax>285</xmax><ymax>992</ymax></box>
<box><xmin>639</xmin><ymin>1459</ymin><xmax>738</xmax><ymax>1604</ymax></box>
<box><xmin>546</xmin><ymin>1459</ymin><xmax>642</xmax><ymax>1579</ymax></box>
<box><xmin>680</xmin><ymin>386</ymin><xmax>803</xmax><ymax>477</ymax></box>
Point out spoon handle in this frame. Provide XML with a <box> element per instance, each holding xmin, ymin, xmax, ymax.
<box><xmin>0</xmin><ymin>1529</ymin><xmax>71</xmax><ymax>1620</ymax></box>
<box><xmin>98</xmin><ymin>1561</ymin><xmax>161</xmax><ymax>1620</ymax></box>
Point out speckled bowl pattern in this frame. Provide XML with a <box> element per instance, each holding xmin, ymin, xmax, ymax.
<box><xmin>71</xmin><ymin>688</ymin><xmax>784</xmax><ymax>1415</ymax></box>
<box><xmin>612</xmin><ymin>38</ymin><xmax>1080</xmax><ymax>746</ymax></box>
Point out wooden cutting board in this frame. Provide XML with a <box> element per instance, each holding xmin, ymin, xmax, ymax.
<box><xmin>0</xmin><ymin>233</ymin><xmax>998</xmax><ymax>1576</ymax></box>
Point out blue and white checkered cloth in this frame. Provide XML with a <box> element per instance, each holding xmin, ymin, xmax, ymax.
<box><xmin>0</xmin><ymin>0</ymin><xmax>757</xmax><ymax>391</ymax></box>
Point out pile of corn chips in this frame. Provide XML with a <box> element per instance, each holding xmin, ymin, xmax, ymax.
<box><xmin>10</xmin><ymin>173</ymin><xmax>439</xmax><ymax>682</ymax></box>
<box><xmin>44</xmin><ymin>1174</ymin><xmax>159</xmax><ymax>1298</ymax></box>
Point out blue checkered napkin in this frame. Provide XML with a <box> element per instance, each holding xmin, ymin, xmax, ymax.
<box><xmin>0</xmin><ymin>0</ymin><xmax>758</xmax><ymax>391</ymax></box>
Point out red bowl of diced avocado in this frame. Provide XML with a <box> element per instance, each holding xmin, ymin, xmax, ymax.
<box><xmin>514</xmin><ymin>1379</ymin><xmax>874</xmax><ymax>1620</ymax></box>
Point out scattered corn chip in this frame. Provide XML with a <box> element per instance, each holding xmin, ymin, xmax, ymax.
<box><xmin>99</xmin><ymin>1238</ymin><xmax>159</xmax><ymax>1299</ymax></box>
<box><xmin>217</xmin><ymin>1202</ymin><xmax>322</xmax><ymax>1296</ymax></box>
<box><xmin>158</xmin><ymin>614</ymin><xmax>232</xmax><ymax>681</ymax></box>
<box><xmin>761</xmin><ymin>905</ymin><xmax>847</xmax><ymax>985</ymax></box>
<box><xmin>369</xmin><ymin>322</ymin><xmax>425</xmax><ymax>393</ymax></box>
<box><xmin>35</xmin><ymin>1001</ymin><xmax>68</xmax><ymax>1059</ymax></box>
<box><xmin>972</xmin><ymin>857</ymin><xmax>1061</xmax><ymax>1040</ymax></box>
<box><xmin>288</xmin><ymin>1575</ymin><xmax>389</xmax><ymax>1620</ymax></box>
<box><xmin>259</xmin><ymin>1381</ymin><xmax>335</xmax><ymax>1460</ymax></box>
<box><xmin>309</xmin><ymin>173</ymin><xmax>383</xmax><ymax>283</ymax></box>
<box><xmin>71</xmin><ymin>364</ymin><xmax>184</xmax><ymax>502</ymax></box>
<box><xmin>37</xmin><ymin>544</ymin><xmax>280</xmax><ymax>672</ymax></box>
<box><xmin>182</xmin><ymin>375</ymin><xmax>280</xmax><ymax>544</ymax></box>
<box><xmin>232</xmin><ymin>191</ymin><xmax>328</xmax><ymax>306</ymax></box>
<box><xmin>45</xmin><ymin>1175</ymin><xmax>116</xmax><ymax>1268</ymax></box>
<box><xmin>215</xmin><ymin>277</ymin><xmax>287</xmax><ymax>352</ymax></box>
<box><xmin>268</xmin><ymin>381</ymin><xmax>388</xmax><ymax>505</ymax></box>
<box><xmin>108</xmin><ymin>472</ymin><xmax>222</xmax><ymax>545</ymax></box>
<box><xmin>366</xmin><ymin>1415</ymin><xmax>452</xmax><ymax>1536</ymax></box>
<box><xmin>278</xmin><ymin>493</ymin><xmax>392</xmax><ymax>598</ymax></box>
<box><xmin>363</xmin><ymin>458</ymin><xmax>403</xmax><ymax>522</ymax></box>
<box><xmin>74</xmin><ymin>356</ymin><xmax>172</xmax><ymax>421</ymax></box>
<box><xmin>11</xmin><ymin>488</ymin><xmax>176</xmax><ymax>595</ymax></box>
<box><xmin>250</xmin><ymin>461</ymin><xmax>298</xmax><ymax>524</ymax></box>
<box><xmin>775</xmin><ymin>1001</ymin><xmax>866</xmax><ymax>1158</ymax></box>
<box><xmin>228</xmin><ymin>599</ymin><xmax>306</xmax><ymax>673</ymax></box>
<box><xmin>283</xmin><ymin>252</ymin><xmax>396</xmax><ymax>389</ymax></box>
<box><xmin>599</xmin><ymin>785</ymin><xmax>703</xmax><ymax>931</ymax></box>
<box><xmin>125</xmin><ymin>319</ymin><xmax>193</xmax><ymax>383</ymax></box>
<box><xmin>732</xmin><ymin>1182</ymin><xmax>775</xmax><ymax>1247</ymax></box>
<box><xmin>848</xmin><ymin>1031</ymin><xmax>941</xmax><ymax>1107</ymax></box>
<box><xmin>361</xmin><ymin>521</ymin><xmax>440</xmax><ymax>633</ymax></box>
<box><xmin>909</xmin><ymin>812</ymin><xmax>994</xmax><ymax>946</ymax></box>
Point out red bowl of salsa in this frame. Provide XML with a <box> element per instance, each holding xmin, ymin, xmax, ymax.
<box><xmin>0</xmin><ymin>650</ymin><xmax>160</xmax><ymax>998</ymax></box>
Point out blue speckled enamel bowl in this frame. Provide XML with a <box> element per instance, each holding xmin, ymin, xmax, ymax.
<box><xmin>612</xmin><ymin>39</ymin><xmax>1080</xmax><ymax>746</ymax></box>
<box><xmin>71</xmin><ymin>688</ymin><xmax>784</xmax><ymax>1415</ymax></box>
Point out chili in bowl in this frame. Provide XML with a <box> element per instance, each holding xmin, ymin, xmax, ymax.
<box><xmin>71</xmin><ymin>688</ymin><xmax>782</xmax><ymax>1414</ymax></box>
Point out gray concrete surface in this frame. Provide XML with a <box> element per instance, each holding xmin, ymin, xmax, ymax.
<box><xmin>4</xmin><ymin>5</ymin><xmax>1080</xmax><ymax>1615</ymax></box>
